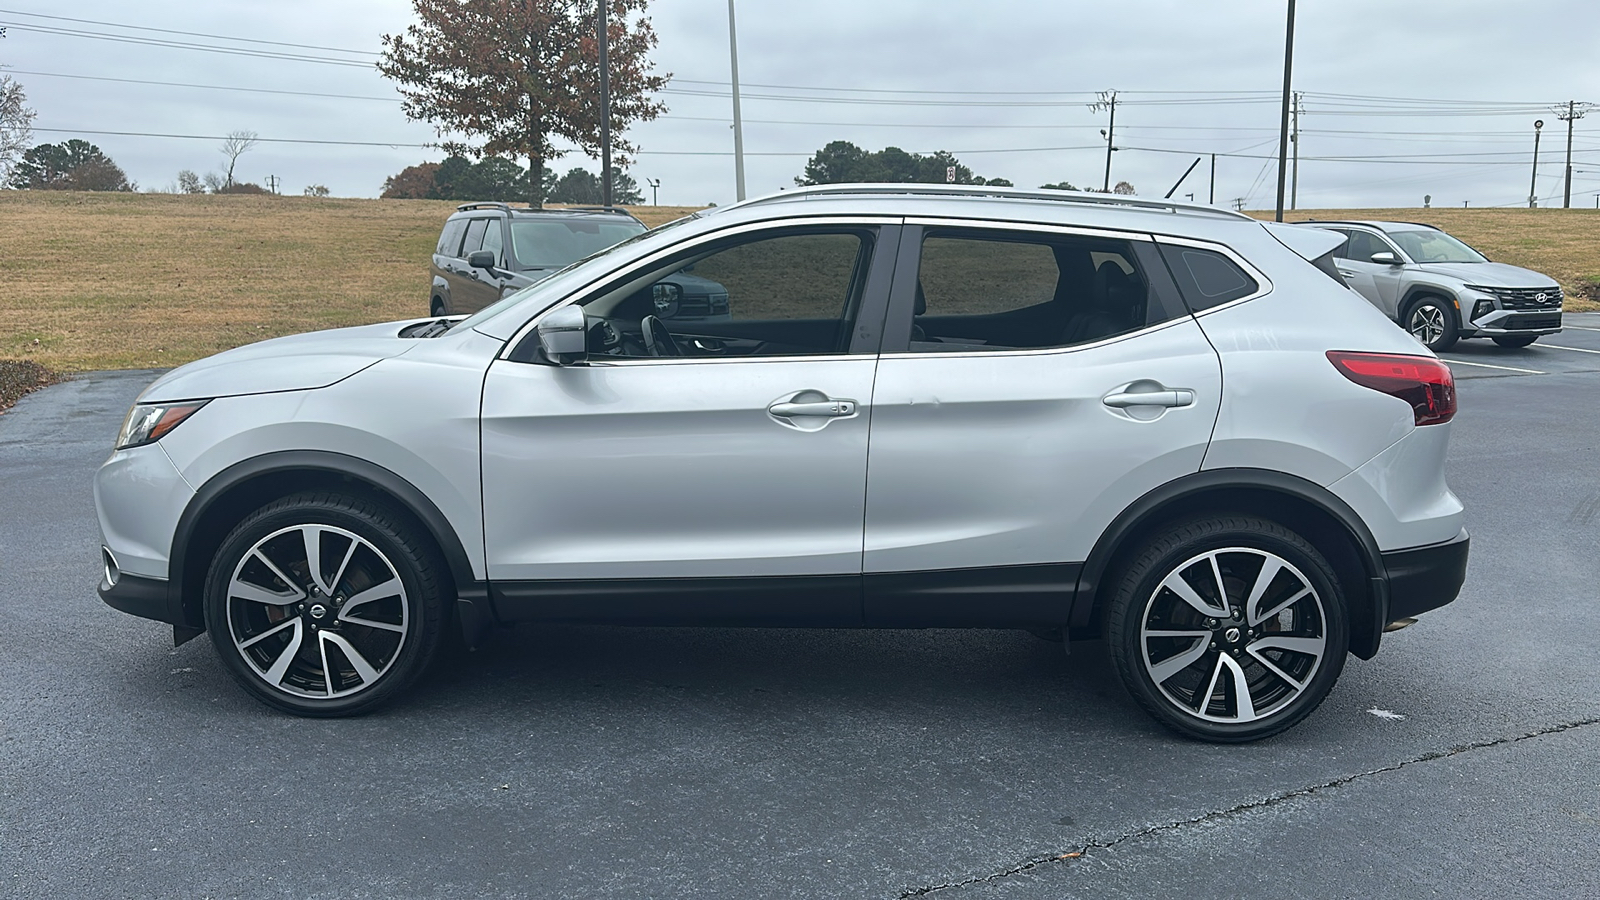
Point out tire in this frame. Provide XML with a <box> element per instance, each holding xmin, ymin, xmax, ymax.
<box><xmin>1493</xmin><ymin>334</ymin><xmax>1538</xmax><ymax>348</ymax></box>
<box><xmin>1403</xmin><ymin>297</ymin><xmax>1458</xmax><ymax>352</ymax></box>
<box><xmin>203</xmin><ymin>492</ymin><xmax>448</xmax><ymax>717</ymax></box>
<box><xmin>1105</xmin><ymin>516</ymin><xmax>1349</xmax><ymax>743</ymax></box>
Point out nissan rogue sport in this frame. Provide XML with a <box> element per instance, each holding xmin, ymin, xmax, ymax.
<box><xmin>96</xmin><ymin>185</ymin><xmax>1468</xmax><ymax>742</ymax></box>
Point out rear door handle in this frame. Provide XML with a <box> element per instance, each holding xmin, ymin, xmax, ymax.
<box><xmin>1103</xmin><ymin>389</ymin><xmax>1195</xmax><ymax>409</ymax></box>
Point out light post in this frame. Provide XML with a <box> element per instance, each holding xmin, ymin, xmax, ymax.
<box><xmin>727</xmin><ymin>0</ymin><xmax>746</xmax><ymax>202</ymax></box>
<box><xmin>1529</xmin><ymin>119</ymin><xmax>1544</xmax><ymax>209</ymax></box>
<box><xmin>647</xmin><ymin>177</ymin><xmax>661</xmax><ymax>206</ymax></box>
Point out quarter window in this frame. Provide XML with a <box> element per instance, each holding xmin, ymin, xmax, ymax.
<box><xmin>1159</xmin><ymin>245</ymin><xmax>1260</xmax><ymax>311</ymax></box>
<box><xmin>436</xmin><ymin>219</ymin><xmax>468</xmax><ymax>257</ymax></box>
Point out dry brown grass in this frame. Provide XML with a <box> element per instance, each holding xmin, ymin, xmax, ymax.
<box><xmin>1</xmin><ymin>191</ymin><xmax>1593</xmax><ymax>372</ymax></box>
<box><xmin>1260</xmin><ymin>207</ymin><xmax>1600</xmax><ymax>311</ymax></box>
<box><xmin>0</xmin><ymin>191</ymin><xmax>702</xmax><ymax>371</ymax></box>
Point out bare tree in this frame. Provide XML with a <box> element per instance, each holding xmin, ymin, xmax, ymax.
<box><xmin>0</xmin><ymin>76</ymin><xmax>36</xmax><ymax>182</ymax></box>
<box><xmin>176</xmin><ymin>169</ymin><xmax>204</xmax><ymax>194</ymax></box>
<box><xmin>219</xmin><ymin>130</ymin><xmax>259</xmax><ymax>188</ymax></box>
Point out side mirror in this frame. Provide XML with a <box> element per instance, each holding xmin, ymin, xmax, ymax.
<box><xmin>536</xmin><ymin>305</ymin><xmax>588</xmax><ymax>365</ymax></box>
<box><xmin>651</xmin><ymin>282</ymin><xmax>683</xmax><ymax>318</ymax></box>
<box><xmin>468</xmin><ymin>250</ymin><xmax>497</xmax><ymax>270</ymax></box>
<box><xmin>1370</xmin><ymin>251</ymin><xmax>1402</xmax><ymax>266</ymax></box>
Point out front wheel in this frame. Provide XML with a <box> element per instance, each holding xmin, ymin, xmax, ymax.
<box><xmin>1492</xmin><ymin>334</ymin><xmax>1538</xmax><ymax>348</ymax></box>
<box><xmin>1105</xmin><ymin>516</ymin><xmax>1348</xmax><ymax>742</ymax></box>
<box><xmin>203</xmin><ymin>492</ymin><xmax>448</xmax><ymax>716</ymax></box>
<box><xmin>1405</xmin><ymin>298</ymin><xmax>1459</xmax><ymax>352</ymax></box>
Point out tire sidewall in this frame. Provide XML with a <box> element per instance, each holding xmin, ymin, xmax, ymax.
<box><xmin>1405</xmin><ymin>296</ymin><xmax>1458</xmax><ymax>352</ymax></box>
<box><xmin>1107</xmin><ymin>517</ymin><xmax>1349</xmax><ymax>743</ymax></box>
<box><xmin>203</xmin><ymin>494</ymin><xmax>444</xmax><ymax>717</ymax></box>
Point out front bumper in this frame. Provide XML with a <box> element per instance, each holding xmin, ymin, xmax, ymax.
<box><xmin>1381</xmin><ymin>527</ymin><xmax>1470</xmax><ymax>623</ymax></box>
<box><xmin>1464</xmin><ymin>307</ymin><xmax>1562</xmax><ymax>337</ymax></box>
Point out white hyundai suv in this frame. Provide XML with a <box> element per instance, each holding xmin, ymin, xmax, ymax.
<box><xmin>95</xmin><ymin>185</ymin><xmax>1468</xmax><ymax>742</ymax></box>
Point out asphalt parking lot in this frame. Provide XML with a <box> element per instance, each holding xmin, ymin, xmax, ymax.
<box><xmin>3</xmin><ymin>315</ymin><xmax>1598</xmax><ymax>899</ymax></box>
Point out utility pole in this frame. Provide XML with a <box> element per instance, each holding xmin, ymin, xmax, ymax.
<box><xmin>265</xmin><ymin>174</ymin><xmax>279</xmax><ymax>194</ymax></box>
<box><xmin>598</xmin><ymin>0</ymin><xmax>612</xmax><ymax>208</ymax></box>
<box><xmin>1529</xmin><ymin>119</ymin><xmax>1544</xmax><ymax>208</ymax></box>
<box><xmin>1290</xmin><ymin>91</ymin><xmax>1302</xmax><ymax>210</ymax></box>
<box><xmin>1232</xmin><ymin>197</ymin><xmax>1246</xmax><ymax>212</ymax></box>
<box><xmin>1091</xmin><ymin>90</ymin><xmax>1118</xmax><ymax>192</ymax></box>
<box><xmin>727</xmin><ymin>0</ymin><xmax>746</xmax><ymax>202</ymax></box>
<box><xmin>1557</xmin><ymin>100</ymin><xmax>1591</xmax><ymax>208</ymax></box>
<box><xmin>1209</xmin><ymin>153</ymin><xmax>1216</xmax><ymax>204</ymax></box>
<box><xmin>1274</xmin><ymin>0</ymin><xmax>1297</xmax><ymax>222</ymax></box>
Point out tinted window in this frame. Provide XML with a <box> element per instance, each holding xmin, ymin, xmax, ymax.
<box><xmin>461</xmin><ymin>218</ymin><xmax>490</xmax><ymax>254</ymax></box>
<box><xmin>902</xmin><ymin>232</ymin><xmax>1171</xmax><ymax>352</ymax></box>
<box><xmin>583</xmin><ymin>230</ymin><xmax>873</xmax><ymax>359</ymax></box>
<box><xmin>436</xmin><ymin>219</ymin><xmax>468</xmax><ymax>257</ymax></box>
<box><xmin>1343</xmin><ymin>230</ymin><xmax>1394</xmax><ymax>264</ymax></box>
<box><xmin>509</xmin><ymin>219</ymin><xmax>646</xmax><ymax>270</ymax></box>
<box><xmin>1158</xmin><ymin>245</ymin><xmax>1260</xmax><ymax>311</ymax></box>
<box><xmin>482</xmin><ymin>218</ymin><xmax>504</xmax><ymax>264</ymax></box>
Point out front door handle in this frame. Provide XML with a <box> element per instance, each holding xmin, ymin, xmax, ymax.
<box><xmin>769</xmin><ymin>399</ymin><xmax>856</xmax><ymax>418</ymax></box>
<box><xmin>1103</xmin><ymin>388</ymin><xmax>1195</xmax><ymax>409</ymax></box>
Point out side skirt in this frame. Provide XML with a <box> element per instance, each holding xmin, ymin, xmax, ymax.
<box><xmin>490</xmin><ymin>562</ymin><xmax>1084</xmax><ymax>629</ymax></box>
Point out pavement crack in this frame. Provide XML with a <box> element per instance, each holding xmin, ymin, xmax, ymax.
<box><xmin>895</xmin><ymin>715</ymin><xmax>1600</xmax><ymax>898</ymax></box>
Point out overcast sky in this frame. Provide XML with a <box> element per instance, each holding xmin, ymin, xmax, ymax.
<box><xmin>3</xmin><ymin>0</ymin><xmax>1597</xmax><ymax>209</ymax></box>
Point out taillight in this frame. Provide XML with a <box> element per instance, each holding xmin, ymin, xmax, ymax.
<box><xmin>1326</xmin><ymin>351</ymin><xmax>1456</xmax><ymax>426</ymax></box>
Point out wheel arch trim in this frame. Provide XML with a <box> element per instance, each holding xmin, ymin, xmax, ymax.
<box><xmin>1070</xmin><ymin>467</ymin><xmax>1388</xmax><ymax>658</ymax></box>
<box><xmin>166</xmin><ymin>450</ymin><xmax>479</xmax><ymax>632</ymax></box>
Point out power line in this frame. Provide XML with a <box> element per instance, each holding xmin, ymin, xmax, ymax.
<box><xmin>31</xmin><ymin>127</ymin><xmax>427</xmax><ymax>148</ymax></box>
<box><xmin>0</xmin><ymin>22</ymin><xmax>373</xmax><ymax>67</ymax></box>
<box><xmin>8</xmin><ymin>69</ymin><xmax>399</xmax><ymax>103</ymax></box>
<box><xmin>0</xmin><ymin>7</ymin><xmax>379</xmax><ymax>55</ymax></box>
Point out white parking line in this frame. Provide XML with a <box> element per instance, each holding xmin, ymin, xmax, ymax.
<box><xmin>1541</xmin><ymin>343</ymin><xmax>1600</xmax><ymax>355</ymax></box>
<box><xmin>1561</xmin><ymin>325</ymin><xmax>1600</xmax><ymax>332</ymax></box>
<box><xmin>1439</xmin><ymin>357</ymin><xmax>1546</xmax><ymax>374</ymax></box>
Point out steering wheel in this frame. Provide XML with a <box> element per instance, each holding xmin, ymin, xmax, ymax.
<box><xmin>640</xmin><ymin>315</ymin><xmax>682</xmax><ymax>357</ymax></box>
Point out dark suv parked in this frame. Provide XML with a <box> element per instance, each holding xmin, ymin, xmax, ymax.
<box><xmin>431</xmin><ymin>204</ymin><xmax>651</xmax><ymax>316</ymax></box>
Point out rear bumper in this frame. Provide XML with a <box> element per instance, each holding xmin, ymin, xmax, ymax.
<box><xmin>1381</xmin><ymin>527</ymin><xmax>1469</xmax><ymax>622</ymax></box>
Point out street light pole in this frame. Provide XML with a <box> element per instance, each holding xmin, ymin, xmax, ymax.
<box><xmin>1529</xmin><ymin>119</ymin><xmax>1544</xmax><ymax>208</ymax></box>
<box><xmin>727</xmin><ymin>0</ymin><xmax>746</xmax><ymax>202</ymax></box>
<box><xmin>1273</xmin><ymin>0</ymin><xmax>1296</xmax><ymax>222</ymax></box>
<box><xmin>647</xmin><ymin>177</ymin><xmax>660</xmax><ymax>206</ymax></box>
<box><xmin>598</xmin><ymin>0</ymin><xmax>612</xmax><ymax>208</ymax></box>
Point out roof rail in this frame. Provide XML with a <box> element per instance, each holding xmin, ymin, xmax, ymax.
<box><xmin>564</xmin><ymin>205</ymin><xmax>639</xmax><ymax>216</ymax></box>
<box><xmin>455</xmin><ymin>202</ymin><xmax>515</xmax><ymax>212</ymax></box>
<box><xmin>717</xmin><ymin>183</ymin><xmax>1254</xmax><ymax>220</ymax></box>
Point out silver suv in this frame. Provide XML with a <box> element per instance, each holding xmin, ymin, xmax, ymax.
<box><xmin>95</xmin><ymin>186</ymin><xmax>1468</xmax><ymax>742</ymax></box>
<box><xmin>1302</xmin><ymin>220</ymin><xmax>1562</xmax><ymax>351</ymax></box>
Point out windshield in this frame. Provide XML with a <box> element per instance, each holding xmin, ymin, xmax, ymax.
<box><xmin>510</xmin><ymin>219</ymin><xmax>645</xmax><ymax>269</ymax></box>
<box><xmin>1388</xmin><ymin>228</ymin><xmax>1487</xmax><ymax>264</ymax></box>
<box><xmin>454</xmin><ymin>215</ymin><xmax>698</xmax><ymax>333</ymax></box>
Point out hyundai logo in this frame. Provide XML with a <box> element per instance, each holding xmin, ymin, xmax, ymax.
<box><xmin>1534</xmin><ymin>292</ymin><xmax>1550</xmax><ymax>305</ymax></box>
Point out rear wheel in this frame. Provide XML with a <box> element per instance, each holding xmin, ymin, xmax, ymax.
<box><xmin>1404</xmin><ymin>297</ymin><xmax>1458</xmax><ymax>352</ymax></box>
<box><xmin>203</xmin><ymin>492</ymin><xmax>447</xmax><ymax>716</ymax></box>
<box><xmin>1105</xmin><ymin>516</ymin><xmax>1348</xmax><ymax>742</ymax></box>
<box><xmin>1492</xmin><ymin>334</ymin><xmax>1538</xmax><ymax>348</ymax></box>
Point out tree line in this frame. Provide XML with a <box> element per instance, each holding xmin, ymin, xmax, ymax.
<box><xmin>381</xmin><ymin>156</ymin><xmax>644</xmax><ymax>205</ymax></box>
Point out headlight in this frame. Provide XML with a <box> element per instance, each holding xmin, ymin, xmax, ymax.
<box><xmin>116</xmin><ymin>400</ymin><xmax>209</xmax><ymax>450</ymax></box>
